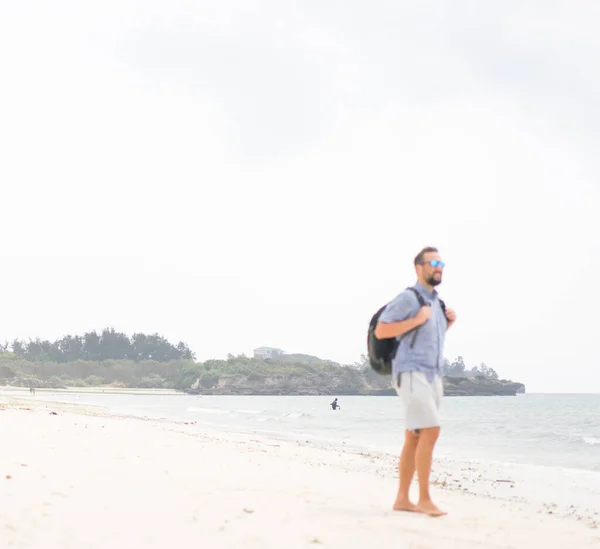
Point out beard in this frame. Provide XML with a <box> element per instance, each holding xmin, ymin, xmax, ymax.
<box><xmin>426</xmin><ymin>274</ymin><xmax>442</xmax><ymax>286</ymax></box>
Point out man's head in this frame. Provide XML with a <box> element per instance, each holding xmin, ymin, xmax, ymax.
<box><xmin>414</xmin><ymin>246</ymin><xmax>445</xmax><ymax>288</ymax></box>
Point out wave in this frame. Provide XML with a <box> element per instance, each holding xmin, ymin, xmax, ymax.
<box><xmin>582</xmin><ymin>436</ymin><xmax>600</xmax><ymax>445</ymax></box>
<box><xmin>187</xmin><ymin>407</ymin><xmax>230</xmax><ymax>415</ymax></box>
<box><xmin>185</xmin><ymin>407</ymin><xmax>312</xmax><ymax>422</ymax></box>
<box><xmin>233</xmin><ymin>409</ymin><xmax>264</xmax><ymax>415</ymax></box>
<box><xmin>251</xmin><ymin>412</ymin><xmax>314</xmax><ymax>422</ymax></box>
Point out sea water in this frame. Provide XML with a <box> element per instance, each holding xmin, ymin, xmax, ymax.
<box><xmin>28</xmin><ymin>391</ymin><xmax>600</xmax><ymax>473</ymax></box>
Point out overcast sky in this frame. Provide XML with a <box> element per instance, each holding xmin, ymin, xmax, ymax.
<box><xmin>1</xmin><ymin>1</ymin><xmax>599</xmax><ymax>394</ymax></box>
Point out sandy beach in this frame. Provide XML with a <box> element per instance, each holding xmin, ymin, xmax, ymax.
<box><xmin>1</xmin><ymin>396</ymin><xmax>599</xmax><ymax>549</ymax></box>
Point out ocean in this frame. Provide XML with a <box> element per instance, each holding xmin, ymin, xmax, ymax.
<box><xmin>27</xmin><ymin>391</ymin><xmax>600</xmax><ymax>474</ymax></box>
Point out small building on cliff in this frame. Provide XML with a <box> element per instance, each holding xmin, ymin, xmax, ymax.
<box><xmin>253</xmin><ymin>347</ymin><xmax>284</xmax><ymax>359</ymax></box>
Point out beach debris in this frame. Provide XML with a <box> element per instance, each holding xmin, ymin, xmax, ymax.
<box><xmin>5</xmin><ymin>475</ymin><xmax>12</xmax><ymax>479</ymax></box>
<box><xmin>49</xmin><ymin>411</ymin><xmax>58</xmax><ymax>415</ymax></box>
<box><xmin>242</xmin><ymin>507</ymin><xmax>254</xmax><ymax>514</ymax></box>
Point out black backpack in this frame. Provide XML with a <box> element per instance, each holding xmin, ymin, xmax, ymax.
<box><xmin>367</xmin><ymin>287</ymin><xmax>446</xmax><ymax>376</ymax></box>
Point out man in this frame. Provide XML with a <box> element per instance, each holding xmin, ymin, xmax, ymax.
<box><xmin>374</xmin><ymin>246</ymin><xmax>456</xmax><ymax>517</ymax></box>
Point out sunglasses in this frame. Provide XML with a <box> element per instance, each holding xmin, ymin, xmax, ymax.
<box><xmin>426</xmin><ymin>260</ymin><xmax>445</xmax><ymax>268</ymax></box>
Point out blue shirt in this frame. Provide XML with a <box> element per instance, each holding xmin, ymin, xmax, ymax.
<box><xmin>378</xmin><ymin>281</ymin><xmax>448</xmax><ymax>382</ymax></box>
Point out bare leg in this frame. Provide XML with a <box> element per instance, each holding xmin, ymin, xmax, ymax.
<box><xmin>393</xmin><ymin>430</ymin><xmax>419</xmax><ymax>511</ymax></box>
<box><xmin>414</xmin><ymin>426</ymin><xmax>446</xmax><ymax>516</ymax></box>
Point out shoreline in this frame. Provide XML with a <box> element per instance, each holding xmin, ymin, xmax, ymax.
<box><xmin>6</xmin><ymin>385</ymin><xmax>600</xmax><ymax>397</ymax></box>
<box><xmin>4</xmin><ymin>389</ymin><xmax>600</xmax><ymax>470</ymax></box>
<box><xmin>0</xmin><ymin>385</ymin><xmax>183</xmax><ymax>396</ymax></box>
<box><xmin>1</xmin><ymin>396</ymin><xmax>599</xmax><ymax>548</ymax></box>
<box><xmin>0</xmin><ymin>383</ymin><xmax>527</xmax><ymax>397</ymax></box>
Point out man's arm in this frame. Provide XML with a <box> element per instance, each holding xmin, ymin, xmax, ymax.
<box><xmin>374</xmin><ymin>291</ymin><xmax>430</xmax><ymax>339</ymax></box>
<box><xmin>444</xmin><ymin>307</ymin><xmax>457</xmax><ymax>330</ymax></box>
<box><xmin>374</xmin><ymin>314</ymin><xmax>425</xmax><ymax>339</ymax></box>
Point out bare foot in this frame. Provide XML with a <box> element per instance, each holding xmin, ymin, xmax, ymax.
<box><xmin>416</xmin><ymin>500</ymin><xmax>447</xmax><ymax>517</ymax></box>
<box><xmin>393</xmin><ymin>498</ymin><xmax>419</xmax><ymax>512</ymax></box>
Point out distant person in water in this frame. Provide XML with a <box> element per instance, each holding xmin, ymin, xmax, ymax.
<box><xmin>330</xmin><ymin>398</ymin><xmax>340</xmax><ymax>410</ymax></box>
<box><xmin>374</xmin><ymin>246</ymin><xmax>456</xmax><ymax>517</ymax></box>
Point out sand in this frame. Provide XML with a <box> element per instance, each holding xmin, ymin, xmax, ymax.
<box><xmin>1</xmin><ymin>396</ymin><xmax>599</xmax><ymax>549</ymax></box>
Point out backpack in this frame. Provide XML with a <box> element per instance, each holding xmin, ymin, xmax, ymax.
<box><xmin>366</xmin><ymin>287</ymin><xmax>446</xmax><ymax>376</ymax></box>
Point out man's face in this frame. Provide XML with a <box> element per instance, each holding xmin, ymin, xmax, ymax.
<box><xmin>419</xmin><ymin>252</ymin><xmax>445</xmax><ymax>287</ymax></box>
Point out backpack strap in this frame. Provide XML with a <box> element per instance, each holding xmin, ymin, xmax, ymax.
<box><xmin>407</xmin><ymin>287</ymin><xmax>427</xmax><ymax>307</ymax></box>
<box><xmin>407</xmin><ymin>287</ymin><xmax>426</xmax><ymax>348</ymax></box>
<box><xmin>400</xmin><ymin>287</ymin><xmax>444</xmax><ymax>349</ymax></box>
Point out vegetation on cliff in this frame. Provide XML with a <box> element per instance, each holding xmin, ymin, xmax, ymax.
<box><xmin>0</xmin><ymin>329</ymin><xmax>524</xmax><ymax>396</ymax></box>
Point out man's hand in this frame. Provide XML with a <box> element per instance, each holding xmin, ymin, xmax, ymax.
<box><xmin>415</xmin><ymin>306</ymin><xmax>432</xmax><ymax>326</ymax></box>
<box><xmin>445</xmin><ymin>308</ymin><xmax>457</xmax><ymax>327</ymax></box>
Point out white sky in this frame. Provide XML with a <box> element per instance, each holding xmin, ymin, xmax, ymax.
<box><xmin>1</xmin><ymin>1</ymin><xmax>599</xmax><ymax>393</ymax></box>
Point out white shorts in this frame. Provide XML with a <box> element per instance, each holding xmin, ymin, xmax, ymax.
<box><xmin>393</xmin><ymin>372</ymin><xmax>443</xmax><ymax>431</ymax></box>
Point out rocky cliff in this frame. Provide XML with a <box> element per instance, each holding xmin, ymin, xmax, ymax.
<box><xmin>442</xmin><ymin>376</ymin><xmax>525</xmax><ymax>396</ymax></box>
<box><xmin>0</xmin><ymin>355</ymin><xmax>526</xmax><ymax>397</ymax></box>
<box><xmin>186</xmin><ymin>372</ymin><xmax>526</xmax><ymax>397</ymax></box>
